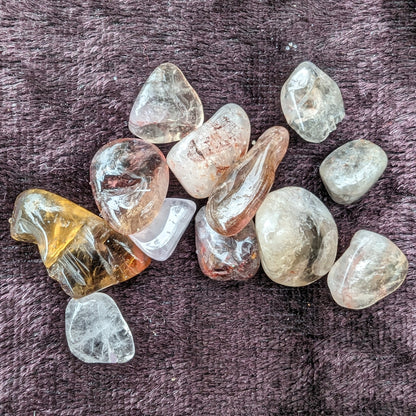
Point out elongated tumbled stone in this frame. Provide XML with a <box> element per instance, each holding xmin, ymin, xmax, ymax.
<box><xmin>319</xmin><ymin>139</ymin><xmax>388</xmax><ymax>205</ymax></box>
<box><xmin>129</xmin><ymin>198</ymin><xmax>196</xmax><ymax>261</ymax></box>
<box><xmin>255</xmin><ymin>187</ymin><xmax>338</xmax><ymax>286</ymax></box>
<box><xmin>281</xmin><ymin>61</ymin><xmax>345</xmax><ymax>143</ymax></box>
<box><xmin>206</xmin><ymin>126</ymin><xmax>289</xmax><ymax>236</ymax></box>
<box><xmin>195</xmin><ymin>206</ymin><xmax>260</xmax><ymax>281</ymax></box>
<box><xmin>90</xmin><ymin>138</ymin><xmax>169</xmax><ymax>235</ymax></box>
<box><xmin>167</xmin><ymin>103</ymin><xmax>251</xmax><ymax>198</ymax></box>
<box><xmin>10</xmin><ymin>189</ymin><xmax>150</xmax><ymax>298</ymax></box>
<box><xmin>129</xmin><ymin>63</ymin><xmax>204</xmax><ymax>144</ymax></box>
<box><xmin>66</xmin><ymin>293</ymin><xmax>135</xmax><ymax>363</ymax></box>
<box><xmin>328</xmin><ymin>230</ymin><xmax>408</xmax><ymax>309</ymax></box>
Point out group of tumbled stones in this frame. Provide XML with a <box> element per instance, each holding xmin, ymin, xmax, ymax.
<box><xmin>10</xmin><ymin>62</ymin><xmax>408</xmax><ymax>363</ymax></box>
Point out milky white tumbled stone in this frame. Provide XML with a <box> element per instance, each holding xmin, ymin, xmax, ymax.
<box><xmin>129</xmin><ymin>198</ymin><xmax>196</xmax><ymax>261</ymax></box>
<box><xmin>167</xmin><ymin>103</ymin><xmax>251</xmax><ymax>199</ymax></box>
<box><xmin>319</xmin><ymin>139</ymin><xmax>388</xmax><ymax>205</ymax></box>
<box><xmin>65</xmin><ymin>293</ymin><xmax>135</xmax><ymax>364</ymax></box>
<box><xmin>129</xmin><ymin>63</ymin><xmax>204</xmax><ymax>143</ymax></box>
<box><xmin>281</xmin><ymin>61</ymin><xmax>345</xmax><ymax>143</ymax></box>
<box><xmin>255</xmin><ymin>187</ymin><xmax>338</xmax><ymax>286</ymax></box>
<box><xmin>328</xmin><ymin>230</ymin><xmax>408</xmax><ymax>309</ymax></box>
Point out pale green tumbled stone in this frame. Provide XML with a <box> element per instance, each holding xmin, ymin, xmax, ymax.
<box><xmin>319</xmin><ymin>139</ymin><xmax>388</xmax><ymax>205</ymax></box>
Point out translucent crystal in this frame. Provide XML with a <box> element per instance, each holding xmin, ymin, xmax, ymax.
<box><xmin>195</xmin><ymin>206</ymin><xmax>260</xmax><ymax>281</ymax></box>
<box><xmin>10</xmin><ymin>189</ymin><xmax>150</xmax><ymax>298</ymax></box>
<box><xmin>167</xmin><ymin>103</ymin><xmax>251</xmax><ymax>199</ymax></box>
<box><xmin>129</xmin><ymin>198</ymin><xmax>196</xmax><ymax>261</ymax></box>
<box><xmin>129</xmin><ymin>63</ymin><xmax>204</xmax><ymax>144</ymax></box>
<box><xmin>206</xmin><ymin>126</ymin><xmax>289</xmax><ymax>236</ymax></box>
<box><xmin>255</xmin><ymin>187</ymin><xmax>338</xmax><ymax>286</ymax></box>
<box><xmin>281</xmin><ymin>61</ymin><xmax>345</xmax><ymax>143</ymax></box>
<box><xmin>66</xmin><ymin>293</ymin><xmax>135</xmax><ymax>363</ymax></box>
<box><xmin>90</xmin><ymin>138</ymin><xmax>169</xmax><ymax>235</ymax></box>
<box><xmin>320</xmin><ymin>139</ymin><xmax>388</xmax><ymax>204</ymax></box>
<box><xmin>328</xmin><ymin>230</ymin><xmax>408</xmax><ymax>309</ymax></box>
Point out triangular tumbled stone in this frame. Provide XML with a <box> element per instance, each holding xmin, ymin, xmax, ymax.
<box><xmin>129</xmin><ymin>63</ymin><xmax>204</xmax><ymax>144</ymax></box>
<box><xmin>65</xmin><ymin>293</ymin><xmax>135</xmax><ymax>364</ymax></box>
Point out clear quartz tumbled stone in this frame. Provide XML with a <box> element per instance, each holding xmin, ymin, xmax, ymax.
<box><xmin>327</xmin><ymin>230</ymin><xmax>408</xmax><ymax>309</ymax></box>
<box><xmin>319</xmin><ymin>139</ymin><xmax>388</xmax><ymax>205</ymax></box>
<box><xmin>281</xmin><ymin>61</ymin><xmax>345</xmax><ymax>143</ymax></box>
<box><xmin>129</xmin><ymin>198</ymin><xmax>196</xmax><ymax>261</ymax></box>
<box><xmin>65</xmin><ymin>293</ymin><xmax>135</xmax><ymax>364</ymax></box>
<box><xmin>129</xmin><ymin>63</ymin><xmax>204</xmax><ymax>144</ymax></box>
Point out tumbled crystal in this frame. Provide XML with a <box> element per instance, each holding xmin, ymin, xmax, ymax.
<box><xmin>206</xmin><ymin>126</ymin><xmax>289</xmax><ymax>236</ymax></box>
<box><xmin>66</xmin><ymin>293</ymin><xmax>135</xmax><ymax>363</ymax></box>
<box><xmin>129</xmin><ymin>62</ymin><xmax>204</xmax><ymax>143</ymax></box>
<box><xmin>319</xmin><ymin>139</ymin><xmax>388</xmax><ymax>205</ymax></box>
<box><xmin>328</xmin><ymin>230</ymin><xmax>408</xmax><ymax>309</ymax></box>
<box><xmin>255</xmin><ymin>187</ymin><xmax>338</xmax><ymax>286</ymax></box>
<box><xmin>10</xmin><ymin>189</ymin><xmax>150</xmax><ymax>298</ymax></box>
<box><xmin>90</xmin><ymin>138</ymin><xmax>169</xmax><ymax>235</ymax></box>
<box><xmin>195</xmin><ymin>206</ymin><xmax>260</xmax><ymax>281</ymax></box>
<box><xmin>129</xmin><ymin>198</ymin><xmax>196</xmax><ymax>261</ymax></box>
<box><xmin>167</xmin><ymin>103</ymin><xmax>251</xmax><ymax>199</ymax></box>
<box><xmin>281</xmin><ymin>61</ymin><xmax>345</xmax><ymax>143</ymax></box>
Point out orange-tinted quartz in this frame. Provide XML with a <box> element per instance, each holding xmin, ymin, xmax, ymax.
<box><xmin>10</xmin><ymin>189</ymin><xmax>150</xmax><ymax>298</ymax></box>
<box><xmin>206</xmin><ymin>126</ymin><xmax>289</xmax><ymax>236</ymax></box>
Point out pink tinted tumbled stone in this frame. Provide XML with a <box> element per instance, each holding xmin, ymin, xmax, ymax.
<box><xmin>90</xmin><ymin>138</ymin><xmax>169</xmax><ymax>235</ymax></box>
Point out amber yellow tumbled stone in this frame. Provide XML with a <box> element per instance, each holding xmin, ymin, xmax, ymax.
<box><xmin>10</xmin><ymin>189</ymin><xmax>150</xmax><ymax>298</ymax></box>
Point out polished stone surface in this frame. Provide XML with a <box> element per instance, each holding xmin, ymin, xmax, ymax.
<box><xmin>66</xmin><ymin>293</ymin><xmax>135</xmax><ymax>363</ymax></box>
<box><xmin>129</xmin><ymin>62</ymin><xmax>204</xmax><ymax>143</ymax></box>
<box><xmin>10</xmin><ymin>189</ymin><xmax>150</xmax><ymax>298</ymax></box>
<box><xmin>328</xmin><ymin>230</ymin><xmax>408</xmax><ymax>309</ymax></box>
<box><xmin>129</xmin><ymin>198</ymin><xmax>196</xmax><ymax>261</ymax></box>
<box><xmin>320</xmin><ymin>139</ymin><xmax>388</xmax><ymax>204</ymax></box>
<box><xmin>195</xmin><ymin>206</ymin><xmax>260</xmax><ymax>281</ymax></box>
<box><xmin>167</xmin><ymin>103</ymin><xmax>250</xmax><ymax>198</ymax></box>
<box><xmin>90</xmin><ymin>138</ymin><xmax>169</xmax><ymax>235</ymax></box>
<box><xmin>281</xmin><ymin>61</ymin><xmax>345</xmax><ymax>143</ymax></box>
<box><xmin>255</xmin><ymin>187</ymin><xmax>338</xmax><ymax>286</ymax></box>
<box><xmin>206</xmin><ymin>126</ymin><xmax>289</xmax><ymax>236</ymax></box>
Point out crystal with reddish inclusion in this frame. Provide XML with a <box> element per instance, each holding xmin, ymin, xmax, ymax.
<box><xmin>319</xmin><ymin>139</ymin><xmax>388</xmax><ymax>205</ymax></box>
<box><xmin>255</xmin><ymin>187</ymin><xmax>338</xmax><ymax>286</ymax></box>
<box><xmin>206</xmin><ymin>126</ymin><xmax>289</xmax><ymax>236</ymax></box>
<box><xmin>167</xmin><ymin>103</ymin><xmax>251</xmax><ymax>199</ymax></box>
<box><xmin>10</xmin><ymin>189</ymin><xmax>150</xmax><ymax>298</ymax></box>
<box><xmin>129</xmin><ymin>198</ymin><xmax>196</xmax><ymax>261</ymax></box>
<box><xmin>328</xmin><ymin>230</ymin><xmax>408</xmax><ymax>309</ymax></box>
<box><xmin>129</xmin><ymin>63</ymin><xmax>204</xmax><ymax>144</ymax></box>
<box><xmin>281</xmin><ymin>61</ymin><xmax>345</xmax><ymax>143</ymax></box>
<box><xmin>90</xmin><ymin>138</ymin><xmax>169</xmax><ymax>235</ymax></box>
<box><xmin>195</xmin><ymin>206</ymin><xmax>260</xmax><ymax>281</ymax></box>
<box><xmin>66</xmin><ymin>293</ymin><xmax>135</xmax><ymax>363</ymax></box>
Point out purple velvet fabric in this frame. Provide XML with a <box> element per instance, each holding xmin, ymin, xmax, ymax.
<box><xmin>1</xmin><ymin>1</ymin><xmax>415</xmax><ymax>414</ymax></box>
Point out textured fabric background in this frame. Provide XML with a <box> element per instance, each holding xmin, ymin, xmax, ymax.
<box><xmin>1</xmin><ymin>1</ymin><xmax>415</xmax><ymax>415</ymax></box>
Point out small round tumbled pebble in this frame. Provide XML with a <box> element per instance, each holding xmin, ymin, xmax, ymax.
<box><xmin>327</xmin><ymin>230</ymin><xmax>408</xmax><ymax>309</ymax></box>
<box><xmin>255</xmin><ymin>187</ymin><xmax>338</xmax><ymax>286</ymax></box>
<box><xmin>319</xmin><ymin>139</ymin><xmax>388</xmax><ymax>205</ymax></box>
<box><xmin>90</xmin><ymin>138</ymin><xmax>169</xmax><ymax>235</ymax></box>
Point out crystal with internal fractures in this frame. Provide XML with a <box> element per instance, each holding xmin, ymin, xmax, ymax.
<box><xmin>195</xmin><ymin>207</ymin><xmax>260</xmax><ymax>281</ymax></box>
<box><xmin>167</xmin><ymin>103</ymin><xmax>251</xmax><ymax>199</ymax></box>
<box><xmin>66</xmin><ymin>293</ymin><xmax>135</xmax><ymax>363</ymax></box>
<box><xmin>328</xmin><ymin>230</ymin><xmax>408</xmax><ymax>309</ymax></box>
<box><xmin>206</xmin><ymin>126</ymin><xmax>289</xmax><ymax>236</ymax></box>
<box><xmin>10</xmin><ymin>189</ymin><xmax>150</xmax><ymax>298</ymax></box>
<box><xmin>90</xmin><ymin>138</ymin><xmax>169</xmax><ymax>235</ymax></box>
<box><xmin>255</xmin><ymin>187</ymin><xmax>338</xmax><ymax>286</ymax></box>
<box><xmin>319</xmin><ymin>139</ymin><xmax>388</xmax><ymax>205</ymax></box>
<box><xmin>281</xmin><ymin>61</ymin><xmax>345</xmax><ymax>143</ymax></box>
<box><xmin>129</xmin><ymin>198</ymin><xmax>196</xmax><ymax>261</ymax></box>
<box><xmin>129</xmin><ymin>63</ymin><xmax>204</xmax><ymax>143</ymax></box>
